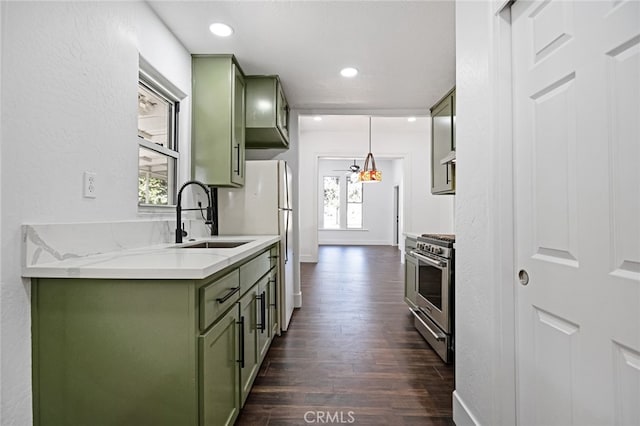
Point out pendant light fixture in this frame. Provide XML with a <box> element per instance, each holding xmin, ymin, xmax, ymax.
<box><xmin>358</xmin><ymin>116</ymin><xmax>382</xmax><ymax>183</ymax></box>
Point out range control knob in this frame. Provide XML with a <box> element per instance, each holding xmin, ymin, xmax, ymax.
<box><xmin>433</xmin><ymin>247</ymin><xmax>443</xmax><ymax>255</ymax></box>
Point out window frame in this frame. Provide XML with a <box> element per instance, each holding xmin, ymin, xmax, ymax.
<box><xmin>322</xmin><ymin>175</ymin><xmax>342</xmax><ymax>229</ymax></box>
<box><xmin>137</xmin><ymin>73</ymin><xmax>181</xmax><ymax>208</ymax></box>
<box><xmin>320</xmin><ymin>173</ymin><xmax>365</xmax><ymax>230</ymax></box>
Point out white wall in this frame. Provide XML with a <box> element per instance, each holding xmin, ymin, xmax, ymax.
<box><xmin>453</xmin><ymin>1</ymin><xmax>516</xmax><ymax>426</ymax></box>
<box><xmin>299</xmin><ymin>116</ymin><xmax>454</xmax><ymax>263</ymax></box>
<box><xmin>317</xmin><ymin>158</ymin><xmax>398</xmax><ymax>245</ymax></box>
<box><xmin>0</xmin><ymin>2</ymin><xmax>192</xmax><ymax>423</ymax></box>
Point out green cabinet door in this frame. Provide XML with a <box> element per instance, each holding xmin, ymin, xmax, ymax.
<box><xmin>192</xmin><ymin>55</ymin><xmax>246</xmax><ymax>187</ymax></box>
<box><xmin>268</xmin><ymin>269</ymin><xmax>280</xmax><ymax>337</ymax></box>
<box><xmin>257</xmin><ymin>275</ymin><xmax>271</xmax><ymax>363</ymax></box>
<box><xmin>238</xmin><ymin>287</ymin><xmax>259</xmax><ymax>406</ymax></box>
<box><xmin>199</xmin><ymin>306</ymin><xmax>240</xmax><ymax>426</ymax></box>
<box><xmin>430</xmin><ymin>88</ymin><xmax>456</xmax><ymax>194</ymax></box>
<box><xmin>245</xmin><ymin>75</ymin><xmax>289</xmax><ymax>149</ymax></box>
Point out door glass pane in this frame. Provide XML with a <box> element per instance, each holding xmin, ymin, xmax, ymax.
<box><xmin>418</xmin><ymin>264</ymin><xmax>443</xmax><ymax>310</ymax></box>
<box><xmin>323</xmin><ymin>176</ymin><xmax>340</xmax><ymax>229</ymax></box>
<box><xmin>138</xmin><ymin>146</ymin><xmax>175</xmax><ymax>205</ymax></box>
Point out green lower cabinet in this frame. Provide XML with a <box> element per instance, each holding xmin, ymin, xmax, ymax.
<box><xmin>31</xmin><ymin>245</ymin><xmax>279</xmax><ymax>426</ymax></box>
<box><xmin>32</xmin><ymin>279</ymin><xmax>199</xmax><ymax>426</ymax></box>
<box><xmin>268</xmin><ymin>269</ymin><xmax>279</xmax><ymax>338</ymax></box>
<box><xmin>239</xmin><ymin>287</ymin><xmax>260</xmax><ymax>406</ymax></box>
<box><xmin>199</xmin><ymin>307</ymin><xmax>240</xmax><ymax>426</ymax></box>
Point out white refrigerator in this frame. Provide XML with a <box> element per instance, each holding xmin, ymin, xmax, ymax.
<box><xmin>217</xmin><ymin>160</ymin><xmax>295</xmax><ymax>331</ymax></box>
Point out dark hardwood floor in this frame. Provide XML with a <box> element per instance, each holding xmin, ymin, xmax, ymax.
<box><xmin>237</xmin><ymin>245</ymin><xmax>455</xmax><ymax>425</ymax></box>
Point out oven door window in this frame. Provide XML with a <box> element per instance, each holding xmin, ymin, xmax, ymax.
<box><xmin>418</xmin><ymin>263</ymin><xmax>443</xmax><ymax>310</ymax></box>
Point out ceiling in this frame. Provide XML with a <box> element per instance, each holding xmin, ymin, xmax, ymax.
<box><xmin>147</xmin><ymin>1</ymin><xmax>456</xmax><ymax>115</ymax></box>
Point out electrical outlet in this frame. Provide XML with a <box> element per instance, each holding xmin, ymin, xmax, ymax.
<box><xmin>83</xmin><ymin>171</ymin><xmax>97</xmax><ymax>198</ymax></box>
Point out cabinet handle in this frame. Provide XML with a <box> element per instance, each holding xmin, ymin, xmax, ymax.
<box><xmin>269</xmin><ymin>277</ymin><xmax>277</xmax><ymax>309</ymax></box>
<box><xmin>256</xmin><ymin>291</ymin><xmax>266</xmax><ymax>333</ymax></box>
<box><xmin>445</xmin><ymin>163</ymin><xmax>451</xmax><ymax>184</ymax></box>
<box><xmin>234</xmin><ymin>144</ymin><xmax>240</xmax><ymax>175</ymax></box>
<box><xmin>237</xmin><ymin>316</ymin><xmax>245</xmax><ymax>368</ymax></box>
<box><xmin>216</xmin><ymin>287</ymin><xmax>240</xmax><ymax>303</ymax></box>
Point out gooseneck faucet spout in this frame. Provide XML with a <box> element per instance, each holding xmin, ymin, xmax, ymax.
<box><xmin>175</xmin><ymin>180</ymin><xmax>213</xmax><ymax>243</ymax></box>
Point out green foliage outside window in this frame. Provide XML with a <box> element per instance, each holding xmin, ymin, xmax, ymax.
<box><xmin>139</xmin><ymin>175</ymin><xmax>169</xmax><ymax>205</ymax></box>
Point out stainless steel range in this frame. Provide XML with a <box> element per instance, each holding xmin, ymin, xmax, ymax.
<box><xmin>406</xmin><ymin>234</ymin><xmax>454</xmax><ymax>363</ymax></box>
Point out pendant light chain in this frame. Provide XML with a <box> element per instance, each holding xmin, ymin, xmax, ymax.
<box><xmin>369</xmin><ymin>116</ymin><xmax>372</xmax><ymax>154</ymax></box>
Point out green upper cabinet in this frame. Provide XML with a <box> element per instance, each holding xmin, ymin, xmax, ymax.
<box><xmin>430</xmin><ymin>87</ymin><xmax>456</xmax><ymax>195</ymax></box>
<box><xmin>245</xmin><ymin>75</ymin><xmax>290</xmax><ymax>149</ymax></box>
<box><xmin>192</xmin><ymin>55</ymin><xmax>246</xmax><ymax>187</ymax></box>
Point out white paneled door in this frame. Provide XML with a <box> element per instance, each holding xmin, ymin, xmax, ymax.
<box><xmin>512</xmin><ymin>1</ymin><xmax>639</xmax><ymax>425</ymax></box>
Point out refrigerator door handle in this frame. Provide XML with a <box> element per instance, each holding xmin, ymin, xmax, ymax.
<box><xmin>284</xmin><ymin>210</ymin><xmax>289</xmax><ymax>264</ymax></box>
<box><xmin>278</xmin><ymin>208</ymin><xmax>293</xmax><ymax>211</ymax></box>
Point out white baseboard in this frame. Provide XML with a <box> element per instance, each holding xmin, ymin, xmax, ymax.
<box><xmin>293</xmin><ymin>292</ymin><xmax>302</xmax><ymax>308</ymax></box>
<box><xmin>453</xmin><ymin>391</ymin><xmax>480</xmax><ymax>426</ymax></box>
<box><xmin>299</xmin><ymin>255</ymin><xmax>317</xmax><ymax>263</ymax></box>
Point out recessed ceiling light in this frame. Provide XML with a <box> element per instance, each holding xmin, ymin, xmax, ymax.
<box><xmin>209</xmin><ymin>23</ymin><xmax>234</xmax><ymax>37</ymax></box>
<box><xmin>313</xmin><ymin>116</ymin><xmax>322</xmax><ymax>121</ymax></box>
<box><xmin>407</xmin><ymin>117</ymin><xmax>417</xmax><ymax>122</ymax></box>
<box><xmin>340</xmin><ymin>67</ymin><xmax>358</xmax><ymax>78</ymax></box>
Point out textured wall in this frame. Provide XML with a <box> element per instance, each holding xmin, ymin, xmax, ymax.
<box><xmin>454</xmin><ymin>1</ymin><xmax>515</xmax><ymax>425</ymax></box>
<box><xmin>0</xmin><ymin>2</ymin><xmax>191</xmax><ymax>423</ymax></box>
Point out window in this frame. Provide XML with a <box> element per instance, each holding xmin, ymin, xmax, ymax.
<box><xmin>323</xmin><ymin>176</ymin><xmax>341</xmax><ymax>229</ymax></box>
<box><xmin>347</xmin><ymin>180</ymin><xmax>363</xmax><ymax>229</ymax></box>
<box><xmin>137</xmin><ymin>78</ymin><xmax>179</xmax><ymax>206</ymax></box>
<box><xmin>321</xmin><ymin>174</ymin><xmax>364</xmax><ymax>230</ymax></box>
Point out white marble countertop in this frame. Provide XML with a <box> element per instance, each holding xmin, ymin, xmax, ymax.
<box><xmin>22</xmin><ymin>235</ymin><xmax>280</xmax><ymax>280</ymax></box>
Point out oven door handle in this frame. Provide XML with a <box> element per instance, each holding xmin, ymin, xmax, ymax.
<box><xmin>410</xmin><ymin>309</ymin><xmax>446</xmax><ymax>341</ymax></box>
<box><xmin>410</xmin><ymin>251</ymin><xmax>445</xmax><ymax>268</ymax></box>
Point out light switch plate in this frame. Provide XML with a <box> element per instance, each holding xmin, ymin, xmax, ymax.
<box><xmin>83</xmin><ymin>171</ymin><xmax>97</xmax><ymax>198</ymax></box>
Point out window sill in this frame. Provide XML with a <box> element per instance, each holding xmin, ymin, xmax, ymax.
<box><xmin>138</xmin><ymin>204</ymin><xmax>176</xmax><ymax>214</ymax></box>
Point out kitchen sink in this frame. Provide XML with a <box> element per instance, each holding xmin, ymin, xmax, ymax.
<box><xmin>176</xmin><ymin>240</ymin><xmax>251</xmax><ymax>249</ymax></box>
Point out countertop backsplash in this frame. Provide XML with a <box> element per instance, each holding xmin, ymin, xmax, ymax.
<box><xmin>22</xmin><ymin>219</ymin><xmax>211</xmax><ymax>269</ymax></box>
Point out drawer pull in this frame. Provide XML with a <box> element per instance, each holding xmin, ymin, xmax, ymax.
<box><xmin>256</xmin><ymin>291</ymin><xmax>266</xmax><ymax>333</ymax></box>
<box><xmin>237</xmin><ymin>316</ymin><xmax>245</xmax><ymax>368</ymax></box>
<box><xmin>269</xmin><ymin>277</ymin><xmax>277</xmax><ymax>309</ymax></box>
<box><xmin>216</xmin><ymin>287</ymin><xmax>240</xmax><ymax>303</ymax></box>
